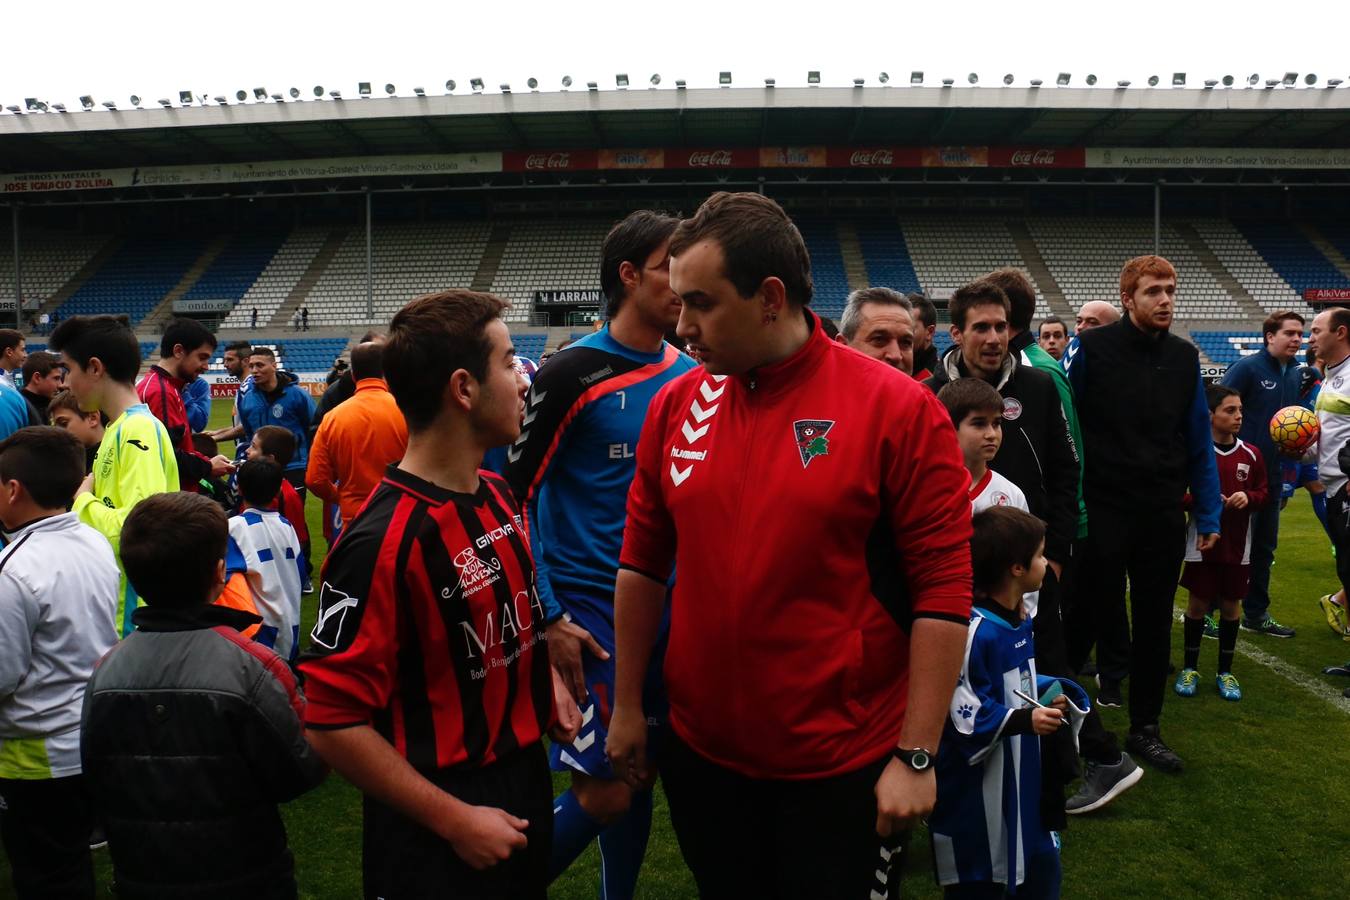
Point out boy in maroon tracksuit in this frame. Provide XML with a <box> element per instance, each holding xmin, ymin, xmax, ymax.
<box><xmin>1175</xmin><ymin>384</ymin><xmax>1268</xmax><ymax>702</ymax></box>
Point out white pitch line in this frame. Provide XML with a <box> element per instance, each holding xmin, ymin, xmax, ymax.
<box><xmin>1173</xmin><ymin>606</ymin><xmax>1350</xmax><ymax>715</ymax></box>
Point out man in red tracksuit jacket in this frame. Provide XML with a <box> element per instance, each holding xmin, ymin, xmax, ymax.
<box><xmin>606</xmin><ymin>193</ymin><xmax>973</xmax><ymax>900</ymax></box>
<box><xmin>137</xmin><ymin>319</ymin><xmax>233</xmax><ymax>492</ymax></box>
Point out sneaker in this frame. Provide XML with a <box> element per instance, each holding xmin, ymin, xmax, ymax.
<box><xmin>89</xmin><ymin>824</ymin><xmax>107</xmax><ymax>851</ymax></box>
<box><xmin>1202</xmin><ymin>613</ymin><xmax>1219</xmax><ymax>640</ymax></box>
<box><xmin>1174</xmin><ymin>668</ymin><xmax>1200</xmax><ymax>697</ymax></box>
<box><xmin>1320</xmin><ymin>594</ymin><xmax>1350</xmax><ymax>637</ymax></box>
<box><xmin>1124</xmin><ymin>725</ymin><xmax>1184</xmax><ymax>773</ymax></box>
<box><xmin>1240</xmin><ymin>615</ymin><xmax>1295</xmax><ymax>638</ymax></box>
<box><xmin>1216</xmin><ymin>672</ymin><xmax>1242</xmax><ymax>702</ymax></box>
<box><xmin>302</xmin><ymin>580</ymin><xmax>315</xmax><ymax>595</ymax></box>
<box><xmin>1065</xmin><ymin>753</ymin><xmax>1143</xmax><ymax>815</ymax></box>
<box><xmin>1095</xmin><ymin>674</ymin><xmax>1123</xmax><ymax>709</ymax></box>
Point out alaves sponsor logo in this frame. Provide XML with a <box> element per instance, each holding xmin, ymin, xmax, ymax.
<box><xmin>460</xmin><ymin>589</ymin><xmax>547</xmax><ymax>659</ymax></box>
<box><xmin>452</xmin><ymin>546</ymin><xmax>502</xmax><ymax>597</ymax></box>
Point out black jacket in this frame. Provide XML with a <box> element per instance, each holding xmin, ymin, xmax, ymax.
<box><xmin>926</xmin><ymin>347</ymin><xmax>1080</xmax><ymax>563</ymax></box>
<box><xmin>81</xmin><ymin>604</ymin><xmax>326</xmax><ymax>900</ymax></box>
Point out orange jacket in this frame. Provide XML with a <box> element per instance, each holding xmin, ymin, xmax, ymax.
<box><xmin>305</xmin><ymin>378</ymin><xmax>408</xmax><ymax>526</ymax></box>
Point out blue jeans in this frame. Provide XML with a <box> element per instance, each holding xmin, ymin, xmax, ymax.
<box><xmin>1242</xmin><ymin>488</ymin><xmax>1282</xmax><ymax>622</ymax></box>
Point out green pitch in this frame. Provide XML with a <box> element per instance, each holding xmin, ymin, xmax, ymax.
<box><xmin>3</xmin><ymin>399</ymin><xmax>1348</xmax><ymax>898</ymax></box>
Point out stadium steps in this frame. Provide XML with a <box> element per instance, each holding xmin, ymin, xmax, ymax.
<box><xmin>1173</xmin><ymin>223</ymin><xmax>1267</xmax><ymax>321</ymax></box>
<box><xmin>546</xmin><ymin>326</ymin><xmax>574</xmax><ymax>353</ymax></box>
<box><xmin>32</xmin><ymin>236</ymin><xmax>125</xmax><ymax>321</ymax></box>
<box><xmin>1006</xmin><ymin>221</ymin><xmax>1071</xmax><ymax>320</ymax></box>
<box><xmin>269</xmin><ymin>229</ymin><xmax>349</xmax><ymax>328</ymax></box>
<box><xmin>471</xmin><ymin>223</ymin><xmax>512</xmax><ymax>292</ymax></box>
<box><xmin>834</xmin><ymin>222</ymin><xmax>870</xmax><ymax>293</ymax></box>
<box><xmin>1299</xmin><ymin>223</ymin><xmax>1350</xmax><ymax>284</ymax></box>
<box><xmin>140</xmin><ymin>235</ymin><xmax>232</xmax><ymax>332</ymax></box>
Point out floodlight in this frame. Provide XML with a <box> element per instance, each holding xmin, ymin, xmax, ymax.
<box><xmin>616</xmin><ymin>73</ymin><xmax>629</xmax><ymax>88</ymax></box>
<box><xmin>968</xmin><ymin>72</ymin><xmax>978</xmax><ymax>84</ymax></box>
<box><xmin>470</xmin><ymin>78</ymin><xmax>484</xmax><ymax>92</ymax></box>
<box><xmin>1329</xmin><ymin>79</ymin><xmax>1344</xmax><ymax>87</ymax></box>
<box><xmin>1147</xmin><ymin>75</ymin><xmax>1159</xmax><ymax>86</ymax></box>
<box><xmin>561</xmin><ymin>76</ymin><xmax>572</xmax><ymax>88</ymax></box>
<box><xmin>1265</xmin><ymin>79</ymin><xmax>1279</xmax><ymax>88</ymax></box>
<box><xmin>23</xmin><ymin>98</ymin><xmax>40</xmax><ymax>111</ymax></box>
<box><xmin>527</xmin><ymin>78</ymin><xmax>538</xmax><ymax>90</ymax></box>
<box><xmin>720</xmin><ymin>71</ymin><xmax>732</xmax><ymax>85</ymax></box>
<box><xmin>587</xmin><ymin>81</ymin><xmax>598</xmax><ymax>91</ymax></box>
<box><xmin>5</xmin><ymin>106</ymin><xmax>21</xmax><ymax>113</ymax></box>
<box><xmin>1222</xmin><ymin>75</ymin><xmax>1234</xmax><ymax>86</ymax></box>
<box><xmin>236</xmin><ymin>90</ymin><xmax>248</xmax><ymax>101</ymax></box>
<box><xmin>500</xmin><ymin>83</ymin><xmax>511</xmax><ymax>93</ymax></box>
<box><xmin>102</xmin><ymin>101</ymin><xmax>117</xmax><ymax>110</ymax></box>
<box><xmin>910</xmin><ymin>71</ymin><xmax>923</xmax><ymax>84</ymax></box>
<box><xmin>179</xmin><ymin>90</ymin><xmax>193</xmax><ymax>105</ymax></box>
<box><xmin>329</xmin><ymin>90</ymin><xmax>342</xmax><ymax>99</ymax></box>
<box><xmin>853</xmin><ymin>78</ymin><xmax>865</xmax><ymax>86</ymax></box>
<box><xmin>414</xmin><ymin>86</ymin><xmax>426</xmax><ymax>96</ymax></box>
<box><xmin>214</xmin><ymin>95</ymin><xmax>227</xmax><ymax>104</ymax></box>
<box><xmin>1283</xmin><ymin>72</ymin><xmax>1298</xmax><ymax>86</ymax></box>
<box><xmin>1057</xmin><ymin>72</ymin><xmax>1070</xmax><ymax>85</ymax></box>
<box><xmin>1247</xmin><ymin>73</ymin><xmax>1260</xmax><ymax>85</ymax></box>
<box><xmin>314</xmin><ymin>85</ymin><xmax>324</xmax><ymax>97</ymax></box>
<box><xmin>765</xmin><ymin>77</ymin><xmax>776</xmax><ymax>87</ymax></box>
<box><xmin>289</xmin><ymin>87</ymin><xmax>300</xmax><ymax>99</ymax></box>
<box><xmin>1003</xmin><ymin>74</ymin><xmax>1014</xmax><ymax>85</ymax></box>
<box><xmin>808</xmin><ymin>71</ymin><xmax>821</xmax><ymax>84</ymax></box>
<box><xmin>130</xmin><ymin>95</ymin><xmax>141</xmax><ymax>106</ymax></box>
<box><xmin>650</xmin><ymin>74</ymin><xmax>660</xmax><ymax>86</ymax></box>
<box><xmin>158</xmin><ymin>98</ymin><xmax>172</xmax><ymax>108</ymax></box>
<box><xmin>446</xmin><ymin>80</ymin><xmax>457</xmax><ymax>92</ymax></box>
<box><xmin>675</xmin><ymin>79</ymin><xmax>686</xmax><ymax>89</ymax></box>
<box><xmin>878</xmin><ymin>72</ymin><xmax>889</xmax><ymax>84</ymax></box>
<box><xmin>942</xmin><ymin>78</ymin><xmax>954</xmax><ymax>87</ymax></box>
<box><xmin>1086</xmin><ymin>74</ymin><xmax>1098</xmax><ymax>85</ymax></box>
<box><xmin>1116</xmin><ymin>80</ymin><xmax>1131</xmax><ymax>88</ymax></box>
<box><xmin>1204</xmin><ymin>80</ymin><xmax>1218</xmax><ymax>88</ymax></box>
<box><xmin>253</xmin><ymin>87</ymin><xmax>266</xmax><ymax>100</ymax></box>
<box><xmin>51</xmin><ymin>103</ymin><xmax>66</xmax><ymax>112</ymax></box>
<box><xmin>1029</xmin><ymin>79</ymin><xmax>1043</xmax><ymax>87</ymax></box>
<box><xmin>1172</xmin><ymin>73</ymin><xmax>1185</xmax><ymax>86</ymax></box>
<box><xmin>358</xmin><ymin>82</ymin><xmax>372</xmax><ymax>96</ymax></box>
<box><xmin>271</xmin><ymin>93</ymin><xmax>284</xmax><ymax>101</ymax></box>
<box><xmin>1305</xmin><ymin>73</ymin><xmax>1318</xmax><ymax>86</ymax></box>
<box><xmin>80</xmin><ymin>95</ymin><xmax>94</xmax><ymax>109</ymax></box>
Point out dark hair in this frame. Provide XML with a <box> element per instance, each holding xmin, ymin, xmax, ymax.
<box><xmin>47</xmin><ymin>389</ymin><xmax>85</xmax><ymax>419</ymax></box>
<box><xmin>949</xmin><ymin>280</ymin><xmax>1011</xmax><ymax>330</ymax></box>
<box><xmin>248</xmin><ymin>346</ymin><xmax>276</xmax><ymax>361</ymax></box>
<box><xmin>1327</xmin><ymin>307</ymin><xmax>1350</xmax><ymax>338</ymax></box>
<box><xmin>818</xmin><ymin>317</ymin><xmax>839</xmax><ymax>340</ymax></box>
<box><xmin>909</xmin><ymin>293</ymin><xmax>937</xmax><ymax>330</ymax></box>
<box><xmin>121</xmin><ymin>492</ymin><xmax>227</xmax><ymax>608</ymax></box>
<box><xmin>669</xmin><ymin>192</ymin><xmax>813</xmax><ymax>307</ymax></box>
<box><xmin>1307</xmin><ymin>345</ymin><xmax>1320</xmax><ymax>367</ymax></box>
<box><xmin>1262</xmin><ymin>310</ymin><xmax>1305</xmax><ymax>346</ymax></box>
<box><xmin>49</xmin><ymin>314</ymin><xmax>141</xmax><ymax>383</ymax></box>
<box><xmin>191</xmin><ymin>432</ymin><xmax>218</xmax><ymax>457</ymax></box>
<box><xmin>159</xmin><ymin>318</ymin><xmax>217</xmax><ymax>358</ymax></box>
<box><xmin>384</xmin><ymin>290</ymin><xmax>508</xmax><ymax>431</ymax></box>
<box><xmin>350</xmin><ymin>341</ymin><xmax>385</xmax><ymax>381</ymax></box>
<box><xmin>253</xmin><ymin>425</ymin><xmax>296</xmax><ymax>467</ymax></box>
<box><xmin>981</xmin><ymin>268</ymin><xmax>1038</xmax><ymax>332</ymax></box>
<box><xmin>223</xmin><ymin>340</ymin><xmax>253</xmax><ymax>358</ymax></box>
<box><xmin>236</xmin><ymin>458</ymin><xmax>284</xmax><ymax>508</ymax></box>
<box><xmin>0</xmin><ymin>426</ymin><xmax>85</xmax><ymax>509</ymax></box>
<box><xmin>840</xmin><ymin>287</ymin><xmax>911</xmax><ymax>340</ymax></box>
<box><xmin>358</xmin><ymin>330</ymin><xmax>384</xmax><ymax>344</ymax></box>
<box><xmin>0</xmin><ymin>329</ymin><xmax>24</xmax><ymax>355</ymax></box>
<box><xmin>937</xmin><ymin>378</ymin><xmax>1006</xmax><ymax>429</ymax></box>
<box><xmin>21</xmin><ymin>350</ymin><xmax>59</xmax><ymax>385</ymax></box>
<box><xmin>1205</xmin><ymin>383</ymin><xmax>1240</xmax><ymax>413</ymax></box>
<box><xmin>1039</xmin><ymin>316</ymin><xmax>1067</xmax><ymax>337</ymax></box>
<box><xmin>600</xmin><ymin>210</ymin><xmax>679</xmax><ymax>318</ymax></box>
<box><xmin>971</xmin><ymin>506</ymin><xmax>1046</xmax><ymax>593</ymax></box>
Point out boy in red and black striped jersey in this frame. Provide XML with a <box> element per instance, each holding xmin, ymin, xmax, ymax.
<box><xmin>299</xmin><ymin>290</ymin><xmax>580</xmax><ymax>900</ymax></box>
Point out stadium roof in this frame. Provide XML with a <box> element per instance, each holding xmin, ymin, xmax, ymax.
<box><xmin>4</xmin><ymin>86</ymin><xmax>1350</xmax><ymax>172</ymax></box>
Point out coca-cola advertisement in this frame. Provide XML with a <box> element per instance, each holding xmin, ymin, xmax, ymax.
<box><xmin>920</xmin><ymin>147</ymin><xmax>989</xmax><ymax>168</ymax></box>
<box><xmin>988</xmin><ymin>147</ymin><xmax>1086</xmax><ymax>169</ymax></box>
<box><xmin>598</xmin><ymin>149</ymin><xmax>665</xmax><ymax>170</ymax></box>
<box><xmin>759</xmin><ymin>147</ymin><xmax>828</xmax><ymax>168</ymax></box>
<box><xmin>668</xmin><ymin>148</ymin><xmax>757</xmax><ymax>169</ymax></box>
<box><xmin>503</xmin><ymin>150</ymin><xmax>599</xmax><ymax>173</ymax></box>
<box><xmin>825</xmin><ymin>147</ymin><xmax>923</xmax><ymax>168</ymax></box>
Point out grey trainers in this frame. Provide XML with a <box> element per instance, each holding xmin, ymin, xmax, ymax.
<box><xmin>1065</xmin><ymin>753</ymin><xmax>1144</xmax><ymax>815</ymax></box>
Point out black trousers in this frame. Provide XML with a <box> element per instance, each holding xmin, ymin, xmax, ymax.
<box><xmin>1042</xmin><ymin>559</ymin><xmax>1120</xmax><ymax>766</ymax></box>
<box><xmin>362</xmin><ymin>743</ymin><xmax>552</xmax><ymax>900</ymax></box>
<box><xmin>662</xmin><ymin>730</ymin><xmax>895</xmax><ymax>900</ymax></box>
<box><xmin>1065</xmin><ymin>537</ymin><xmax>1130</xmax><ymax>683</ymax></box>
<box><xmin>1076</xmin><ymin>508</ymin><xmax>1186</xmax><ymax>733</ymax></box>
<box><xmin>0</xmin><ymin>775</ymin><xmax>95</xmax><ymax>900</ymax></box>
<box><xmin>1326</xmin><ymin>488</ymin><xmax>1350</xmax><ymax>596</ymax></box>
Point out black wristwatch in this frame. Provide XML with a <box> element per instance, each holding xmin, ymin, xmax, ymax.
<box><xmin>892</xmin><ymin>747</ymin><xmax>933</xmax><ymax>772</ymax></box>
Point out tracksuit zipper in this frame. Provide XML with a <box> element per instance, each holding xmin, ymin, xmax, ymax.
<box><xmin>728</xmin><ymin>377</ymin><xmax>759</xmax><ymax>752</ymax></box>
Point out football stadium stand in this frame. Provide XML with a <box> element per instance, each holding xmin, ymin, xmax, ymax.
<box><xmin>490</xmin><ymin>220</ymin><xmax>609</xmax><ymax>322</ymax></box>
<box><xmin>1191</xmin><ymin>219</ymin><xmax>1309</xmax><ymax>315</ymax></box>
<box><xmin>0</xmin><ymin>228</ymin><xmax>111</xmax><ymax>310</ymax></box>
<box><xmin>855</xmin><ymin>221</ymin><xmax>923</xmax><ymax>300</ymax></box>
<box><xmin>794</xmin><ymin>219</ymin><xmax>852</xmax><ymax>319</ymax></box>
<box><xmin>1233</xmin><ymin>220</ymin><xmax>1350</xmax><ymax>302</ymax></box>
<box><xmin>220</xmin><ymin>228</ymin><xmax>331</xmax><ymax>329</ymax></box>
<box><xmin>900</xmin><ymin>217</ymin><xmax>1051</xmax><ymax>320</ymax></box>
<box><xmin>54</xmin><ymin>235</ymin><xmax>209</xmax><ymax>325</ymax></box>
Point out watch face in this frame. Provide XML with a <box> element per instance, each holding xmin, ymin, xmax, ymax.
<box><xmin>911</xmin><ymin>751</ymin><xmax>931</xmax><ymax>770</ymax></box>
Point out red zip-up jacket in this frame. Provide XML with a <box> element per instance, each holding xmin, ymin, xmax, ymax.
<box><xmin>620</xmin><ymin>313</ymin><xmax>973</xmax><ymax>780</ymax></box>
<box><xmin>136</xmin><ymin>365</ymin><xmax>212</xmax><ymax>492</ymax></box>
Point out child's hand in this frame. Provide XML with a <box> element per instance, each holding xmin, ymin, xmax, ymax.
<box><xmin>1226</xmin><ymin>492</ymin><xmax>1249</xmax><ymax>510</ymax></box>
<box><xmin>1031</xmin><ymin>707</ymin><xmax>1064</xmax><ymax>735</ymax></box>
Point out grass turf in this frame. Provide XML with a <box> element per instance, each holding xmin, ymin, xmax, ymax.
<box><xmin>3</xmin><ymin>399</ymin><xmax>1348</xmax><ymax>897</ymax></box>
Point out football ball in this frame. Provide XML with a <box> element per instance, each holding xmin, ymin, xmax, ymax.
<box><xmin>1269</xmin><ymin>406</ymin><xmax>1319</xmax><ymax>459</ymax></box>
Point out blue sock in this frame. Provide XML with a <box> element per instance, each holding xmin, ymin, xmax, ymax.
<box><xmin>548</xmin><ymin>789</ymin><xmax>604</xmax><ymax>884</ymax></box>
<box><xmin>598</xmin><ymin>788</ymin><xmax>653</xmax><ymax>900</ymax></box>
<box><xmin>1313</xmin><ymin>491</ymin><xmax>1332</xmax><ymax>538</ymax></box>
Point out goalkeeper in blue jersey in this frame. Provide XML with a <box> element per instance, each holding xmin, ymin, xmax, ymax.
<box><xmin>930</xmin><ymin>507</ymin><xmax>1089</xmax><ymax>899</ymax></box>
<box><xmin>504</xmin><ymin>210</ymin><xmax>696</xmax><ymax>899</ymax></box>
